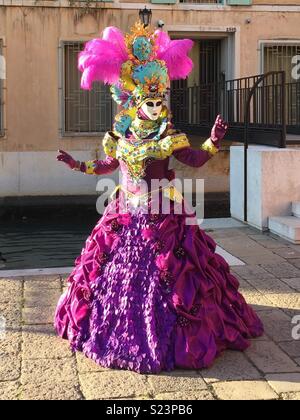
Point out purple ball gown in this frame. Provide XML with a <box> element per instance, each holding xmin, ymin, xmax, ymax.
<box><xmin>54</xmin><ymin>147</ymin><xmax>264</xmax><ymax>374</ymax></box>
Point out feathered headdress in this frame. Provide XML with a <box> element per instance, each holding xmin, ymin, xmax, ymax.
<box><xmin>78</xmin><ymin>22</ymin><xmax>194</xmax><ymax>109</ymax></box>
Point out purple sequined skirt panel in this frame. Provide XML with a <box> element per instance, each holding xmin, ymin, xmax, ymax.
<box><xmin>54</xmin><ymin>198</ymin><xmax>264</xmax><ymax>373</ymax></box>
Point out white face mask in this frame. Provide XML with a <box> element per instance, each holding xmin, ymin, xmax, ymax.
<box><xmin>141</xmin><ymin>99</ymin><xmax>163</xmax><ymax>121</ymax></box>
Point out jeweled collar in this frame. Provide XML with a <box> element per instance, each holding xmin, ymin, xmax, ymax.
<box><xmin>130</xmin><ymin>115</ymin><xmax>168</xmax><ymax>142</ymax></box>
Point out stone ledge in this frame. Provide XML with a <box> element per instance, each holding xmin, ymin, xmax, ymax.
<box><xmin>212</xmin><ymin>380</ymin><xmax>278</xmax><ymax>400</ymax></box>
<box><xmin>79</xmin><ymin>371</ymin><xmax>150</xmax><ymax>400</ymax></box>
<box><xmin>0</xmin><ymin>381</ymin><xmax>20</xmax><ymax>401</ymax></box>
<box><xmin>266</xmin><ymin>373</ymin><xmax>300</xmax><ymax>394</ymax></box>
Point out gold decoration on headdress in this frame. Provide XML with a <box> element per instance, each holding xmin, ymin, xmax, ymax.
<box><xmin>125</xmin><ymin>22</ymin><xmax>157</xmax><ymax>64</ymax></box>
<box><xmin>125</xmin><ymin>22</ymin><xmax>152</xmax><ymax>51</ymax></box>
<box><xmin>142</xmin><ymin>76</ymin><xmax>166</xmax><ymax>96</ymax></box>
<box><xmin>120</xmin><ymin>61</ymin><xmax>136</xmax><ymax>92</ymax></box>
<box><xmin>112</xmin><ymin>22</ymin><xmax>168</xmax><ymax>109</ymax></box>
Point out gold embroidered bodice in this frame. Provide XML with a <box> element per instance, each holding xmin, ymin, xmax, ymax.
<box><xmin>102</xmin><ymin>130</ymin><xmax>190</xmax><ymax>181</ymax></box>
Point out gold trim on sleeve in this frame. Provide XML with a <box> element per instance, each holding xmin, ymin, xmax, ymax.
<box><xmin>201</xmin><ymin>138</ymin><xmax>219</xmax><ymax>156</ymax></box>
<box><xmin>103</xmin><ymin>131</ymin><xmax>118</xmax><ymax>158</ymax></box>
<box><xmin>85</xmin><ymin>160</ymin><xmax>98</xmax><ymax>175</ymax></box>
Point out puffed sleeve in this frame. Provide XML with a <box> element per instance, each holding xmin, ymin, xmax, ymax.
<box><xmin>172</xmin><ymin>138</ymin><xmax>220</xmax><ymax>168</ymax></box>
<box><xmin>82</xmin><ymin>156</ymin><xmax>120</xmax><ymax>175</ymax></box>
<box><xmin>74</xmin><ymin>131</ymin><xmax>119</xmax><ymax>175</ymax></box>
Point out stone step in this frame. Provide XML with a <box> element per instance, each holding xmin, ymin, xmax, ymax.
<box><xmin>292</xmin><ymin>202</ymin><xmax>300</xmax><ymax>218</ymax></box>
<box><xmin>268</xmin><ymin>216</ymin><xmax>300</xmax><ymax>244</ymax></box>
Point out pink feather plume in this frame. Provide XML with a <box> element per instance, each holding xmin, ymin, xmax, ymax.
<box><xmin>102</xmin><ymin>27</ymin><xmax>128</xmax><ymax>58</ymax></box>
<box><xmin>154</xmin><ymin>30</ymin><xmax>194</xmax><ymax>80</ymax></box>
<box><xmin>78</xmin><ymin>27</ymin><xmax>128</xmax><ymax>90</ymax></box>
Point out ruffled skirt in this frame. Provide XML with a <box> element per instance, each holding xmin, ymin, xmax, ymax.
<box><xmin>54</xmin><ymin>197</ymin><xmax>264</xmax><ymax>373</ymax></box>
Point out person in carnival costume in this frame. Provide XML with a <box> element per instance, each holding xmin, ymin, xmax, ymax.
<box><xmin>55</xmin><ymin>23</ymin><xmax>263</xmax><ymax>373</ymax></box>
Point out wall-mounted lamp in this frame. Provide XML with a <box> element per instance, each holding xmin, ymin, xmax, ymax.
<box><xmin>139</xmin><ymin>6</ymin><xmax>152</xmax><ymax>27</ymax></box>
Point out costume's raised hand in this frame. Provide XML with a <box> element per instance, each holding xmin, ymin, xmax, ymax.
<box><xmin>210</xmin><ymin>115</ymin><xmax>228</xmax><ymax>143</ymax></box>
<box><xmin>57</xmin><ymin>150</ymin><xmax>78</xmax><ymax>170</ymax></box>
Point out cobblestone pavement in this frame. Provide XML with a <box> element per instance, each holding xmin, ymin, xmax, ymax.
<box><xmin>1</xmin><ymin>225</ymin><xmax>300</xmax><ymax>400</ymax></box>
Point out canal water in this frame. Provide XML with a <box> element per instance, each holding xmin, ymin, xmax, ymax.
<box><xmin>0</xmin><ymin>217</ymin><xmax>98</xmax><ymax>271</ymax></box>
<box><xmin>0</xmin><ymin>194</ymin><xmax>229</xmax><ymax>271</ymax></box>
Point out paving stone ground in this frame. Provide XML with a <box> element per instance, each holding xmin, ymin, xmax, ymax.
<box><xmin>0</xmin><ymin>226</ymin><xmax>300</xmax><ymax>400</ymax></box>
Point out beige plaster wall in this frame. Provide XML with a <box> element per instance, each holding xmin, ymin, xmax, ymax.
<box><xmin>0</xmin><ymin>6</ymin><xmax>299</xmax><ymax>153</ymax></box>
<box><xmin>0</xmin><ymin>4</ymin><xmax>299</xmax><ymax>196</ymax></box>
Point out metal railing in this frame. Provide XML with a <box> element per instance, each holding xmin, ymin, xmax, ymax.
<box><xmin>171</xmin><ymin>72</ymin><xmax>288</xmax><ymax>148</ymax></box>
<box><xmin>286</xmin><ymin>81</ymin><xmax>300</xmax><ymax>133</ymax></box>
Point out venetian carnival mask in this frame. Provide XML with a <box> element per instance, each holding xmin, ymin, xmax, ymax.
<box><xmin>78</xmin><ymin>22</ymin><xmax>194</xmax><ymax>136</ymax></box>
<box><xmin>140</xmin><ymin>99</ymin><xmax>163</xmax><ymax>121</ymax></box>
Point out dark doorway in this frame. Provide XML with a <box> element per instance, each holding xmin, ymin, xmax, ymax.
<box><xmin>171</xmin><ymin>39</ymin><xmax>222</xmax><ymax>126</ymax></box>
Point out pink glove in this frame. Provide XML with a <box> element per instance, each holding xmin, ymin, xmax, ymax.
<box><xmin>210</xmin><ymin>115</ymin><xmax>228</xmax><ymax>145</ymax></box>
<box><xmin>57</xmin><ymin>150</ymin><xmax>79</xmax><ymax>170</ymax></box>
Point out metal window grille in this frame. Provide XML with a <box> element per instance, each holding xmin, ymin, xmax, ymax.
<box><xmin>0</xmin><ymin>39</ymin><xmax>4</xmax><ymax>137</ymax></box>
<box><xmin>263</xmin><ymin>44</ymin><xmax>300</xmax><ymax>83</ymax></box>
<box><xmin>263</xmin><ymin>44</ymin><xmax>300</xmax><ymax>128</ymax></box>
<box><xmin>62</xmin><ymin>41</ymin><xmax>113</xmax><ymax>135</ymax></box>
